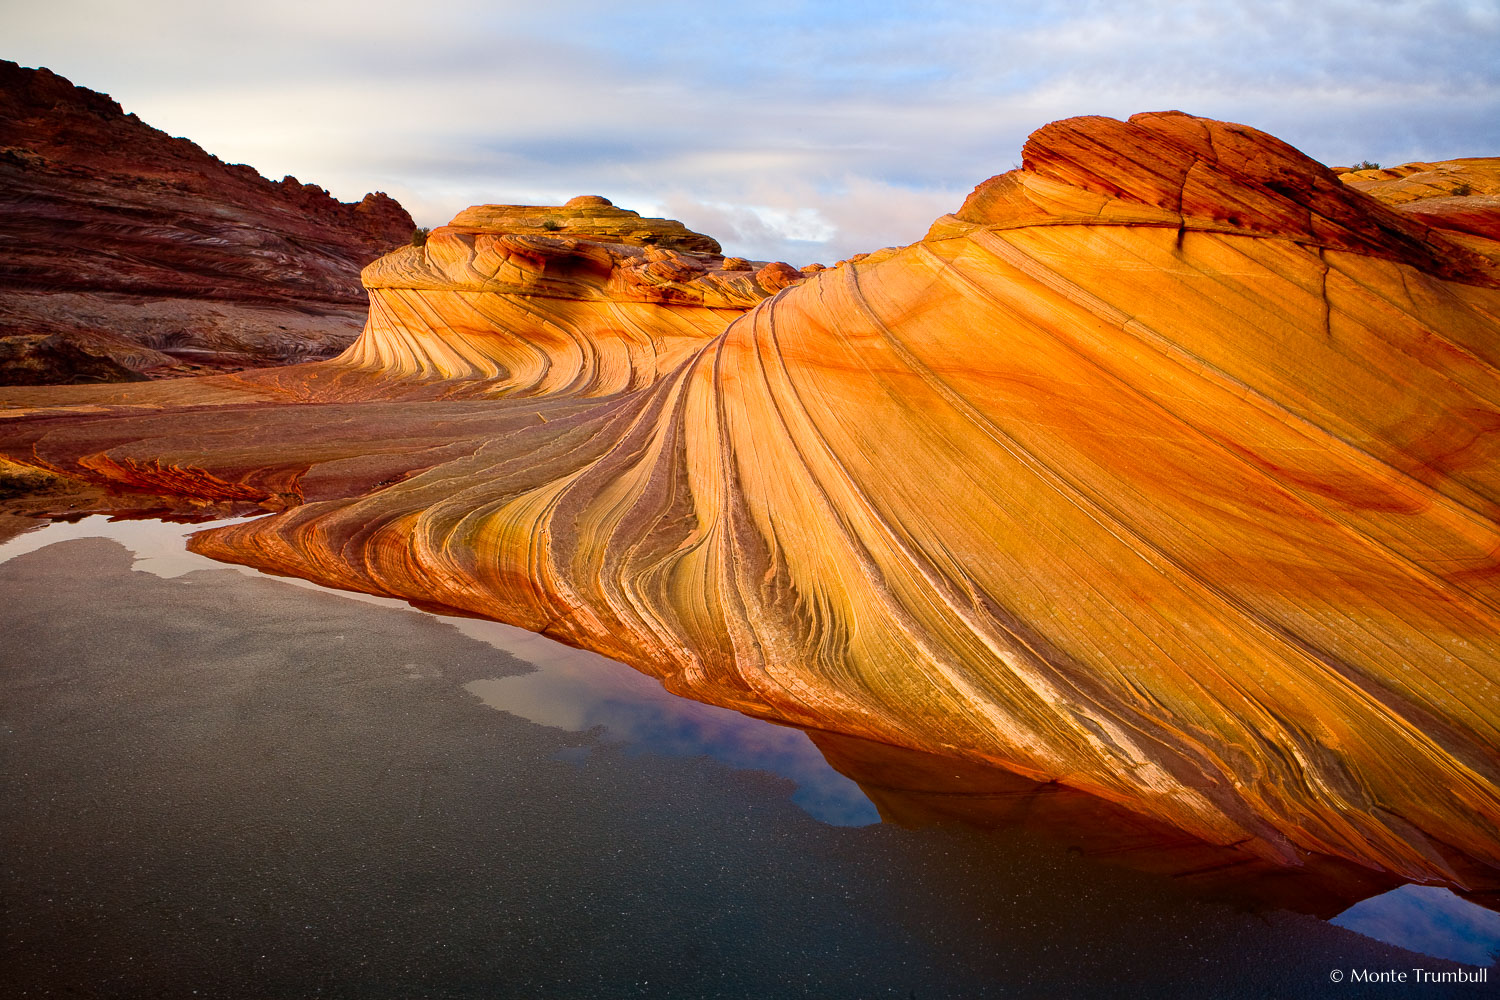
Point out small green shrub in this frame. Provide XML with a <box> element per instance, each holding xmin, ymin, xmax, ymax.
<box><xmin>541</xmin><ymin>218</ymin><xmax>563</xmax><ymax>232</ymax></box>
<box><xmin>1352</xmin><ymin>160</ymin><xmax>1381</xmax><ymax>171</ymax></box>
<box><xmin>1453</xmin><ymin>182</ymin><xmax>1473</xmax><ymax>197</ymax></box>
<box><xmin>411</xmin><ymin>227</ymin><xmax>430</xmax><ymax>247</ymax></box>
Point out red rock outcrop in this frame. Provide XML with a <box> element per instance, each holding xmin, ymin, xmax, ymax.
<box><xmin>2</xmin><ymin>112</ymin><xmax>1499</xmax><ymax>895</ymax></box>
<box><xmin>0</xmin><ymin>60</ymin><xmax>414</xmax><ymax>379</ymax></box>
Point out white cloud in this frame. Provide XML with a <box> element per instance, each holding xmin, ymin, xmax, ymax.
<box><xmin>6</xmin><ymin>0</ymin><xmax>1496</xmax><ymax>263</ymax></box>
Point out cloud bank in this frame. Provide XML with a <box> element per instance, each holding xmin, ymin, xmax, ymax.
<box><xmin>7</xmin><ymin>0</ymin><xmax>1498</xmax><ymax>263</ymax></box>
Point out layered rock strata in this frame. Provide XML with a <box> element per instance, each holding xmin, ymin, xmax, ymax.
<box><xmin>1340</xmin><ymin>157</ymin><xmax>1500</xmax><ymax>260</ymax></box>
<box><xmin>2</xmin><ymin>113</ymin><xmax>1499</xmax><ymax>895</ymax></box>
<box><xmin>0</xmin><ymin>60</ymin><xmax>413</xmax><ymax>379</ymax></box>
<box><xmin>339</xmin><ymin>199</ymin><xmax>800</xmax><ymax>396</ymax></box>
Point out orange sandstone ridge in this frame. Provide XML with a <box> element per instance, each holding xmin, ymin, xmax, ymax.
<box><xmin>449</xmin><ymin>195</ymin><xmax>725</xmax><ymax>253</ymax></box>
<box><xmin>1338</xmin><ymin>158</ymin><xmax>1500</xmax><ymax>262</ymax></box>
<box><xmin>3</xmin><ymin>112</ymin><xmax>1500</xmax><ymax>894</ymax></box>
<box><xmin>337</xmin><ymin>195</ymin><xmax>804</xmax><ymax>395</ymax></box>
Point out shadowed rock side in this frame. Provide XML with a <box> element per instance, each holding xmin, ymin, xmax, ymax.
<box><xmin>0</xmin><ymin>60</ymin><xmax>414</xmax><ymax>380</ymax></box>
<box><xmin>808</xmin><ymin>729</ymin><xmax>1414</xmax><ymax>917</ymax></box>
<box><xmin>3</xmin><ymin>112</ymin><xmax>1500</xmax><ymax>892</ymax></box>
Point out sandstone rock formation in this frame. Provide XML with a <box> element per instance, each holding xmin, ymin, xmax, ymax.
<box><xmin>1340</xmin><ymin>157</ymin><xmax>1500</xmax><ymax>259</ymax></box>
<box><xmin>334</xmin><ymin>199</ymin><xmax>801</xmax><ymax>397</ymax></box>
<box><xmin>2</xmin><ymin>112</ymin><xmax>1499</xmax><ymax>899</ymax></box>
<box><xmin>449</xmin><ymin>195</ymin><xmax>723</xmax><ymax>253</ymax></box>
<box><xmin>0</xmin><ymin>332</ymin><xmax>147</xmax><ymax>386</ymax></box>
<box><xmin>0</xmin><ymin>60</ymin><xmax>414</xmax><ymax>380</ymax></box>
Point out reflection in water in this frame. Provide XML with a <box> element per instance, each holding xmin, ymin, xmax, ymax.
<box><xmin>0</xmin><ymin>512</ymin><xmax>234</xmax><ymax>577</ymax></box>
<box><xmin>466</xmin><ymin>668</ymin><xmax>879</xmax><ymax>826</ymax></box>
<box><xmin>1335</xmin><ymin>885</ymin><xmax>1500</xmax><ymax>966</ymax></box>
<box><xmin>810</xmin><ymin>729</ymin><xmax>1401</xmax><ymax>912</ymax></box>
<box><xmin>1</xmin><ymin>514</ymin><xmax>1496</xmax><ymax>973</ymax></box>
<box><xmin>0</xmin><ymin>515</ymin><xmax>877</xmax><ymax>825</ymax></box>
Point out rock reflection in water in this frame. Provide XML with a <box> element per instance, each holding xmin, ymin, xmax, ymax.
<box><xmin>1334</xmin><ymin>885</ymin><xmax>1500</xmax><ymax>967</ymax></box>
<box><xmin>466</xmin><ymin>661</ymin><xmax>880</xmax><ymax>827</ymax></box>
<box><xmin>0</xmin><ymin>515</ymin><xmax>1495</xmax><ymax>997</ymax></box>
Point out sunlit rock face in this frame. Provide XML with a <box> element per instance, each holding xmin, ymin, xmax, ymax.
<box><xmin>449</xmin><ymin>195</ymin><xmax>725</xmax><ymax>253</ymax></box>
<box><xmin>1338</xmin><ymin>157</ymin><xmax>1500</xmax><ymax>259</ymax></box>
<box><xmin>338</xmin><ymin>198</ymin><xmax>801</xmax><ymax>396</ymax></box>
<box><xmin>3</xmin><ymin>112</ymin><xmax>1500</xmax><ymax>892</ymax></box>
<box><xmin>0</xmin><ymin>60</ymin><xmax>414</xmax><ymax>379</ymax></box>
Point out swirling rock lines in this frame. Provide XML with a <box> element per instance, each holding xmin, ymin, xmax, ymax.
<box><xmin>4</xmin><ymin>113</ymin><xmax>1500</xmax><ymax>890</ymax></box>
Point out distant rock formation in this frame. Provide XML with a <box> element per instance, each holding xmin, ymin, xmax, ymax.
<box><xmin>3</xmin><ymin>113</ymin><xmax>1500</xmax><ymax>895</ymax></box>
<box><xmin>0</xmin><ymin>333</ymin><xmax>146</xmax><ymax>386</ymax></box>
<box><xmin>0</xmin><ymin>60</ymin><xmax>414</xmax><ymax>382</ymax></box>
<box><xmin>448</xmin><ymin>195</ymin><xmax>723</xmax><ymax>253</ymax></box>
<box><xmin>1339</xmin><ymin>158</ymin><xmax>1500</xmax><ymax>254</ymax></box>
<box><xmin>338</xmin><ymin>199</ymin><xmax>801</xmax><ymax>395</ymax></box>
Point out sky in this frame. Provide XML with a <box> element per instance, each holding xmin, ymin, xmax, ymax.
<box><xmin>6</xmin><ymin>0</ymin><xmax>1498</xmax><ymax>264</ymax></box>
